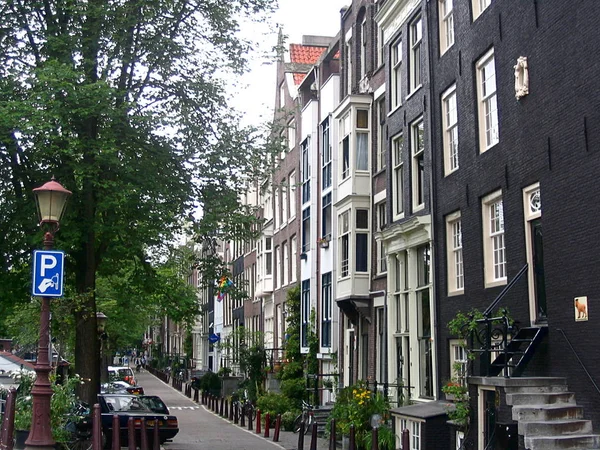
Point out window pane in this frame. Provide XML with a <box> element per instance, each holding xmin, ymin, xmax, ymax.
<box><xmin>356</xmin><ymin>133</ymin><xmax>368</xmax><ymax>170</ymax></box>
<box><xmin>356</xmin><ymin>233</ymin><xmax>368</xmax><ymax>272</ymax></box>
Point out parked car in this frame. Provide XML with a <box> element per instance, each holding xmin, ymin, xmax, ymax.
<box><xmin>101</xmin><ymin>381</ymin><xmax>144</xmax><ymax>395</ymax></box>
<box><xmin>108</xmin><ymin>366</ymin><xmax>136</xmax><ymax>386</ymax></box>
<box><xmin>97</xmin><ymin>394</ymin><xmax>178</xmax><ymax>446</ymax></box>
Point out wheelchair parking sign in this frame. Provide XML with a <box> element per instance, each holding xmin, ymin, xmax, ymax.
<box><xmin>32</xmin><ymin>250</ymin><xmax>65</xmax><ymax>297</ymax></box>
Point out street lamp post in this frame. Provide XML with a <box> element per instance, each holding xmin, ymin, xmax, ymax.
<box><xmin>27</xmin><ymin>178</ymin><xmax>71</xmax><ymax>450</ymax></box>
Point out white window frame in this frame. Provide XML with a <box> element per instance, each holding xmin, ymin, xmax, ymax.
<box><xmin>442</xmin><ymin>84</ymin><xmax>459</xmax><ymax>175</ymax></box>
<box><xmin>449</xmin><ymin>339</ymin><xmax>468</xmax><ymax>386</ymax></box>
<box><xmin>340</xmin><ymin>114</ymin><xmax>351</xmax><ymax>180</ymax></box>
<box><xmin>279</xmin><ymin>82</ymin><xmax>286</xmax><ymax>109</ymax></box>
<box><xmin>409</xmin><ymin>16</ymin><xmax>422</xmax><ymax>93</ymax></box>
<box><xmin>482</xmin><ymin>190</ymin><xmax>506</xmax><ymax>287</ymax></box>
<box><xmin>289</xmin><ymin>172</ymin><xmax>296</xmax><ymax>220</ymax></box>
<box><xmin>274</xmin><ymin>187</ymin><xmax>280</xmax><ymax>229</ymax></box>
<box><xmin>477</xmin><ymin>48</ymin><xmax>499</xmax><ymax>152</ymax></box>
<box><xmin>282</xmin><ymin>242</ymin><xmax>289</xmax><ymax>286</ymax></box>
<box><xmin>523</xmin><ymin>182</ymin><xmax>541</xmax><ymax>324</ymax></box>
<box><xmin>265</xmin><ymin>237</ymin><xmax>272</xmax><ymax>277</ymax></box>
<box><xmin>321</xmin><ymin>118</ymin><xmax>332</xmax><ymax>189</ymax></box>
<box><xmin>377</xmin><ymin>97</ymin><xmax>386</xmax><ymax>171</ymax></box>
<box><xmin>339</xmin><ymin>210</ymin><xmax>350</xmax><ymax>278</ymax></box>
<box><xmin>274</xmin><ymin>245</ymin><xmax>280</xmax><ymax>289</ymax></box>
<box><xmin>439</xmin><ymin>0</ymin><xmax>455</xmax><ymax>55</ymax></box>
<box><xmin>411</xmin><ymin>118</ymin><xmax>425</xmax><ymax>211</ymax></box>
<box><xmin>472</xmin><ymin>0</ymin><xmax>492</xmax><ymax>21</ymax></box>
<box><xmin>392</xmin><ymin>133</ymin><xmax>404</xmax><ymax>220</ymax></box>
<box><xmin>346</xmin><ymin>40</ymin><xmax>352</xmax><ymax>94</ymax></box>
<box><xmin>391</xmin><ymin>40</ymin><xmax>402</xmax><ymax>110</ymax></box>
<box><xmin>446</xmin><ymin>210</ymin><xmax>464</xmax><ymax>295</ymax></box>
<box><xmin>377</xmin><ymin>202</ymin><xmax>387</xmax><ymax>274</ymax></box>
<box><xmin>376</xmin><ymin>23</ymin><xmax>384</xmax><ymax>69</ymax></box>
<box><xmin>291</xmin><ymin>236</ymin><xmax>297</xmax><ymax>282</ymax></box>
<box><xmin>281</xmin><ymin>182</ymin><xmax>288</xmax><ymax>224</ymax></box>
<box><xmin>288</xmin><ymin>119</ymin><xmax>296</xmax><ymax>152</ymax></box>
<box><xmin>355</xmin><ymin>109</ymin><xmax>369</xmax><ymax>172</ymax></box>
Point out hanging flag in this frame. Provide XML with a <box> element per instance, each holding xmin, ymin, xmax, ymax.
<box><xmin>216</xmin><ymin>276</ymin><xmax>234</xmax><ymax>301</ymax></box>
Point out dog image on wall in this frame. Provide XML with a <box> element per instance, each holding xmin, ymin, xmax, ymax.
<box><xmin>574</xmin><ymin>297</ymin><xmax>589</xmax><ymax>321</ymax></box>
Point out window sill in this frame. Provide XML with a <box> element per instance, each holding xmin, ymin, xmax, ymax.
<box><xmin>480</xmin><ymin>141</ymin><xmax>499</xmax><ymax>154</ymax></box>
<box><xmin>484</xmin><ymin>278</ymin><xmax>507</xmax><ymax>289</ymax></box>
<box><xmin>388</xmin><ymin>103</ymin><xmax>402</xmax><ymax>117</ymax></box>
<box><xmin>413</xmin><ymin>203</ymin><xmax>425</xmax><ymax>213</ymax></box>
<box><xmin>448</xmin><ymin>289</ymin><xmax>464</xmax><ymax>297</ymax></box>
<box><xmin>405</xmin><ymin>85</ymin><xmax>423</xmax><ymax>101</ymax></box>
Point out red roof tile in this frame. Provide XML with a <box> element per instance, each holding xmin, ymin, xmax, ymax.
<box><xmin>289</xmin><ymin>44</ymin><xmax>327</xmax><ymax>65</ymax></box>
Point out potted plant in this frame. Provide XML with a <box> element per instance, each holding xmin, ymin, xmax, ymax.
<box><xmin>317</xmin><ymin>237</ymin><xmax>330</xmax><ymax>248</ymax></box>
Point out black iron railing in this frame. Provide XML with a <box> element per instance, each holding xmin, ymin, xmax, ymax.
<box><xmin>470</xmin><ymin>264</ymin><xmax>528</xmax><ymax>377</ymax></box>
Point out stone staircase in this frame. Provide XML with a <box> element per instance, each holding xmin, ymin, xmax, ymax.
<box><xmin>506</xmin><ymin>378</ymin><xmax>600</xmax><ymax>449</ymax></box>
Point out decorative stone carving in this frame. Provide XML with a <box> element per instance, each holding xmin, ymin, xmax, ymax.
<box><xmin>514</xmin><ymin>56</ymin><xmax>529</xmax><ymax>100</ymax></box>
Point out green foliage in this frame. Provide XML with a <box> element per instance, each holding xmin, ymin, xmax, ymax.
<box><xmin>217</xmin><ymin>366</ymin><xmax>232</xmax><ymax>377</ymax></box>
<box><xmin>0</xmin><ymin>0</ymin><xmax>279</xmax><ymax>405</ymax></box>
<box><xmin>281</xmin><ymin>411</ymin><xmax>299</xmax><ymax>432</ymax></box>
<box><xmin>10</xmin><ymin>371</ymin><xmax>84</xmax><ymax>444</ymax></box>
<box><xmin>256</xmin><ymin>392</ymin><xmax>295</xmax><ymax>420</ymax></box>
<box><xmin>328</xmin><ymin>381</ymin><xmax>393</xmax><ymax>448</ymax></box>
<box><xmin>280</xmin><ymin>377</ymin><xmax>306</xmax><ymax>407</ymax></box>
<box><xmin>283</xmin><ymin>285</ymin><xmax>301</xmax><ymax>363</ymax></box>
<box><xmin>198</xmin><ymin>372</ymin><xmax>221</xmax><ymax>395</ymax></box>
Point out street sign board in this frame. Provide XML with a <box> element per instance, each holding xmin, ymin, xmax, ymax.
<box><xmin>32</xmin><ymin>250</ymin><xmax>65</xmax><ymax>297</ymax></box>
<box><xmin>208</xmin><ymin>333</ymin><xmax>220</xmax><ymax>344</ymax></box>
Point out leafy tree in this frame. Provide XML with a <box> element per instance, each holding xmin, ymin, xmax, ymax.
<box><xmin>0</xmin><ymin>0</ymin><xmax>277</xmax><ymax>405</ymax></box>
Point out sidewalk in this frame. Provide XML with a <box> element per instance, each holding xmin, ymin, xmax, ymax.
<box><xmin>199</xmin><ymin>400</ymin><xmax>331</xmax><ymax>450</ymax></box>
<box><xmin>140</xmin><ymin>367</ymin><xmax>331</xmax><ymax>449</ymax></box>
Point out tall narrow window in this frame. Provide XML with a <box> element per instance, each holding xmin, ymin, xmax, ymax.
<box><xmin>265</xmin><ymin>238</ymin><xmax>272</xmax><ymax>276</ymax></box>
<box><xmin>281</xmin><ymin>182</ymin><xmax>288</xmax><ymax>224</ymax></box>
<box><xmin>482</xmin><ymin>191</ymin><xmax>506</xmax><ymax>287</ymax></box>
<box><xmin>322</xmin><ymin>118</ymin><xmax>332</xmax><ymax>189</ymax></box>
<box><xmin>302</xmin><ymin>207</ymin><xmax>311</xmax><ymax>253</ymax></box>
<box><xmin>417</xmin><ymin>244</ymin><xmax>433</xmax><ymax>398</ymax></box>
<box><xmin>274</xmin><ymin>187</ymin><xmax>280</xmax><ymax>229</ymax></box>
<box><xmin>391</xmin><ymin>40</ymin><xmax>402</xmax><ymax>109</ymax></box>
<box><xmin>322</xmin><ymin>193</ymin><xmax>332</xmax><ymax>240</ymax></box>
<box><xmin>410</xmin><ymin>16</ymin><xmax>422</xmax><ymax>92</ymax></box>
<box><xmin>346</xmin><ymin>40</ymin><xmax>352</xmax><ymax>94</ymax></box>
<box><xmin>339</xmin><ymin>210</ymin><xmax>350</xmax><ymax>277</ymax></box>
<box><xmin>321</xmin><ymin>272</ymin><xmax>332</xmax><ymax>347</ymax></box>
<box><xmin>377</xmin><ymin>98</ymin><xmax>386</xmax><ymax>171</ymax></box>
<box><xmin>377</xmin><ymin>202</ymin><xmax>387</xmax><ymax>274</ymax></box>
<box><xmin>442</xmin><ymin>85</ymin><xmax>458</xmax><ymax>175</ymax></box>
<box><xmin>411</xmin><ymin>118</ymin><xmax>425</xmax><ymax>210</ymax></box>
<box><xmin>291</xmin><ymin>236</ymin><xmax>297</xmax><ymax>282</ymax></box>
<box><xmin>288</xmin><ymin>120</ymin><xmax>296</xmax><ymax>152</ymax></box>
<box><xmin>477</xmin><ymin>49</ymin><xmax>499</xmax><ymax>151</ymax></box>
<box><xmin>274</xmin><ymin>245</ymin><xmax>280</xmax><ymax>289</ymax></box>
<box><xmin>279</xmin><ymin>83</ymin><xmax>286</xmax><ymax>108</ymax></box>
<box><xmin>289</xmin><ymin>172</ymin><xmax>296</xmax><ymax>219</ymax></box>
<box><xmin>301</xmin><ymin>138</ymin><xmax>311</xmax><ymax>203</ymax></box>
<box><xmin>360</xmin><ymin>19</ymin><xmax>367</xmax><ymax>79</ymax></box>
<box><xmin>356</xmin><ymin>110</ymin><xmax>369</xmax><ymax>171</ymax></box>
<box><xmin>392</xmin><ymin>134</ymin><xmax>404</xmax><ymax>218</ymax></box>
<box><xmin>376</xmin><ymin>23</ymin><xmax>383</xmax><ymax>68</ymax></box>
<box><xmin>356</xmin><ymin>209</ymin><xmax>369</xmax><ymax>272</ymax></box>
<box><xmin>446</xmin><ymin>211</ymin><xmax>464</xmax><ymax>294</ymax></box>
<box><xmin>301</xmin><ymin>280</ymin><xmax>310</xmax><ymax>348</ymax></box>
<box><xmin>439</xmin><ymin>0</ymin><xmax>454</xmax><ymax>54</ymax></box>
<box><xmin>282</xmin><ymin>242</ymin><xmax>289</xmax><ymax>286</ymax></box>
<box><xmin>472</xmin><ymin>0</ymin><xmax>492</xmax><ymax>20</ymax></box>
<box><xmin>340</xmin><ymin>113</ymin><xmax>350</xmax><ymax>180</ymax></box>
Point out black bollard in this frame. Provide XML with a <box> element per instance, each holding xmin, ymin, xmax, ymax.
<box><xmin>140</xmin><ymin>419</ymin><xmax>149</xmax><ymax>450</ymax></box>
<box><xmin>264</xmin><ymin>413</ymin><xmax>270</xmax><ymax>438</ymax></box>
<box><xmin>329</xmin><ymin>418</ymin><xmax>336</xmax><ymax>450</ymax></box>
<box><xmin>371</xmin><ymin>426</ymin><xmax>379</xmax><ymax>450</ymax></box>
<box><xmin>310</xmin><ymin>420</ymin><xmax>318</xmax><ymax>450</ymax></box>
<box><xmin>297</xmin><ymin>421</ymin><xmax>305</xmax><ymax>449</ymax></box>
<box><xmin>128</xmin><ymin>417</ymin><xmax>136</xmax><ymax>450</ymax></box>
<box><xmin>153</xmin><ymin>420</ymin><xmax>160</xmax><ymax>450</ymax></box>
<box><xmin>349</xmin><ymin>424</ymin><xmax>356</xmax><ymax>450</ymax></box>
<box><xmin>112</xmin><ymin>415</ymin><xmax>121</xmax><ymax>450</ymax></box>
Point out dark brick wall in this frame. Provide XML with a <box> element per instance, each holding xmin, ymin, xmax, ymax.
<box><xmin>429</xmin><ymin>0</ymin><xmax>600</xmax><ymax>426</ymax></box>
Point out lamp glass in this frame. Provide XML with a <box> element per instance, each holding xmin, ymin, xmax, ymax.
<box><xmin>96</xmin><ymin>312</ymin><xmax>108</xmax><ymax>332</ymax></box>
<box><xmin>33</xmin><ymin>180</ymin><xmax>72</xmax><ymax>223</ymax></box>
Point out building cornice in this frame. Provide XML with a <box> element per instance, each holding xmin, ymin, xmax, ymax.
<box><xmin>375</xmin><ymin>0</ymin><xmax>420</xmax><ymax>46</ymax></box>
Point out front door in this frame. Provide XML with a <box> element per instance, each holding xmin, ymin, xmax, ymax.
<box><xmin>531</xmin><ymin>218</ymin><xmax>547</xmax><ymax>321</ymax></box>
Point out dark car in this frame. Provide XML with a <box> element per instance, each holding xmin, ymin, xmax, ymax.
<box><xmin>101</xmin><ymin>381</ymin><xmax>145</xmax><ymax>395</ymax></box>
<box><xmin>98</xmin><ymin>394</ymin><xmax>178</xmax><ymax>446</ymax></box>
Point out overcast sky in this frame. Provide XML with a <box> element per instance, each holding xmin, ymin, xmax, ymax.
<box><xmin>230</xmin><ymin>0</ymin><xmax>349</xmax><ymax>127</ymax></box>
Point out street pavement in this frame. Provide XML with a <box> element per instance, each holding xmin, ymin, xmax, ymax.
<box><xmin>134</xmin><ymin>369</ymin><xmax>331</xmax><ymax>450</ymax></box>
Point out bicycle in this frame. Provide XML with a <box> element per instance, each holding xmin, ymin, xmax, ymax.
<box><xmin>292</xmin><ymin>400</ymin><xmax>315</xmax><ymax>435</ymax></box>
<box><xmin>62</xmin><ymin>403</ymin><xmax>93</xmax><ymax>450</ymax></box>
<box><xmin>233</xmin><ymin>389</ymin><xmax>256</xmax><ymax>421</ymax></box>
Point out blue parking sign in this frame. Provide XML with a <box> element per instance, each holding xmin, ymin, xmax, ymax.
<box><xmin>32</xmin><ymin>250</ymin><xmax>65</xmax><ymax>297</ymax></box>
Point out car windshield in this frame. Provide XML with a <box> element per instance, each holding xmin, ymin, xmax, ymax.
<box><xmin>104</xmin><ymin>396</ymin><xmax>152</xmax><ymax>412</ymax></box>
<box><xmin>138</xmin><ymin>396</ymin><xmax>169</xmax><ymax>414</ymax></box>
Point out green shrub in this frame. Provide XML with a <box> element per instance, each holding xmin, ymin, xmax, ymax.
<box><xmin>280</xmin><ymin>377</ymin><xmax>305</xmax><ymax>406</ymax></box>
<box><xmin>281</xmin><ymin>410</ymin><xmax>299</xmax><ymax>432</ymax></box>
<box><xmin>256</xmin><ymin>392</ymin><xmax>294</xmax><ymax>420</ymax></box>
<box><xmin>199</xmin><ymin>371</ymin><xmax>221</xmax><ymax>395</ymax></box>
